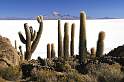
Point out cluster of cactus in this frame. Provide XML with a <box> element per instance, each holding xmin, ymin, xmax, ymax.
<box><xmin>57</xmin><ymin>20</ymin><xmax>75</xmax><ymax>60</ymax></box>
<box><xmin>17</xmin><ymin>11</ymin><xmax>105</xmax><ymax>65</ymax></box>
<box><xmin>96</xmin><ymin>31</ymin><xmax>105</xmax><ymax>57</ymax></box>
<box><xmin>47</xmin><ymin>43</ymin><xmax>56</xmax><ymax>59</ymax></box>
<box><xmin>18</xmin><ymin>16</ymin><xmax>43</xmax><ymax>60</ymax></box>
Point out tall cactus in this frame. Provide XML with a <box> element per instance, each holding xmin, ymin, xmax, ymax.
<box><xmin>58</xmin><ymin>19</ymin><xmax>63</xmax><ymax>58</ymax></box>
<box><xmin>47</xmin><ymin>43</ymin><xmax>51</xmax><ymax>59</ymax></box>
<box><xmin>96</xmin><ymin>31</ymin><xmax>105</xmax><ymax>57</ymax></box>
<box><xmin>70</xmin><ymin>23</ymin><xmax>75</xmax><ymax>56</ymax></box>
<box><xmin>51</xmin><ymin>43</ymin><xmax>55</xmax><ymax>58</ymax></box>
<box><xmin>63</xmin><ymin>22</ymin><xmax>69</xmax><ymax>60</ymax></box>
<box><xmin>18</xmin><ymin>16</ymin><xmax>43</xmax><ymax>60</ymax></box>
<box><xmin>79</xmin><ymin>11</ymin><xmax>87</xmax><ymax>64</ymax></box>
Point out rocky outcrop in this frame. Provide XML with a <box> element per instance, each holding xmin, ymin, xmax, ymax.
<box><xmin>107</xmin><ymin>45</ymin><xmax>124</xmax><ymax>57</ymax></box>
<box><xmin>0</xmin><ymin>35</ymin><xmax>20</xmax><ymax>68</ymax></box>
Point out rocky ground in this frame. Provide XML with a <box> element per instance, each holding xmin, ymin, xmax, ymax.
<box><xmin>0</xmin><ymin>35</ymin><xmax>124</xmax><ymax>82</ymax></box>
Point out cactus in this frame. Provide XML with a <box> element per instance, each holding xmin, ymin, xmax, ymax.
<box><xmin>70</xmin><ymin>23</ymin><xmax>75</xmax><ymax>56</ymax></box>
<box><xmin>15</xmin><ymin>40</ymin><xmax>17</xmax><ymax>50</ymax></box>
<box><xmin>58</xmin><ymin>19</ymin><xmax>63</xmax><ymax>58</ymax></box>
<box><xmin>90</xmin><ymin>47</ymin><xmax>96</xmax><ymax>58</ymax></box>
<box><xmin>51</xmin><ymin>43</ymin><xmax>55</xmax><ymax>58</ymax></box>
<box><xmin>47</xmin><ymin>43</ymin><xmax>51</xmax><ymax>59</ymax></box>
<box><xmin>63</xmin><ymin>22</ymin><xmax>69</xmax><ymax>60</ymax></box>
<box><xmin>79</xmin><ymin>11</ymin><xmax>87</xmax><ymax>64</ymax></box>
<box><xmin>19</xmin><ymin>45</ymin><xmax>23</xmax><ymax>55</ymax></box>
<box><xmin>18</xmin><ymin>16</ymin><xmax>43</xmax><ymax>60</ymax></box>
<box><xmin>19</xmin><ymin>45</ymin><xmax>24</xmax><ymax>61</ymax></box>
<box><xmin>96</xmin><ymin>31</ymin><xmax>105</xmax><ymax>57</ymax></box>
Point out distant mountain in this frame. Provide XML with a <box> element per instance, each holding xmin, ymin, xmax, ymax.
<box><xmin>0</xmin><ymin>17</ymin><xmax>35</xmax><ymax>20</ymax></box>
<box><xmin>0</xmin><ymin>12</ymin><xmax>119</xmax><ymax>20</ymax></box>
<box><xmin>0</xmin><ymin>16</ymin><xmax>78</xmax><ymax>20</ymax></box>
<box><xmin>96</xmin><ymin>17</ymin><xmax>119</xmax><ymax>19</ymax></box>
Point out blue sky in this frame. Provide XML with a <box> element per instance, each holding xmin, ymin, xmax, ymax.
<box><xmin>0</xmin><ymin>0</ymin><xmax>124</xmax><ymax>18</ymax></box>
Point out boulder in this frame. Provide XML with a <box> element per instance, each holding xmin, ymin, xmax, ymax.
<box><xmin>0</xmin><ymin>35</ymin><xmax>20</xmax><ymax>68</ymax></box>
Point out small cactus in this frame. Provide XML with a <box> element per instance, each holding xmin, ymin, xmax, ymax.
<box><xmin>90</xmin><ymin>47</ymin><xmax>96</xmax><ymax>58</ymax></box>
<box><xmin>51</xmin><ymin>43</ymin><xmax>56</xmax><ymax>58</ymax></box>
<box><xmin>58</xmin><ymin>19</ymin><xmax>63</xmax><ymax>58</ymax></box>
<box><xmin>18</xmin><ymin>16</ymin><xmax>43</xmax><ymax>60</ymax></box>
<box><xmin>96</xmin><ymin>31</ymin><xmax>105</xmax><ymax>57</ymax></box>
<box><xmin>47</xmin><ymin>43</ymin><xmax>51</xmax><ymax>59</ymax></box>
<box><xmin>19</xmin><ymin>45</ymin><xmax>24</xmax><ymax>61</ymax></box>
<box><xmin>70</xmin><ymin>23</ymin><xmax>75</xmax><ymax>56</ymax></box>
<box><xmin>79</xmin><ymin>11</ymin><xmax>87</xmax><ymax>64</ymax></box>
<box><xmin>15</xmin><ymin>40</ymin><xmax>17</xmax><ymax>50</ymax></box>
<box><xmin>63</xmin><ymin>22</ymin><xmax>69</xmax><ymax>60</ymax></box>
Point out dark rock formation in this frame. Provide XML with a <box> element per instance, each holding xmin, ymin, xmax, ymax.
<box><xmin>107</xmin><ymin>45</ymin><xmax>124</xmax><ymax>57</ymax></box>
<box><xmin>102</xmin><ymin>45</ymin><xmax>124</xmax><ymax>66</ymax></box>
<box><xmin>0</xmin><ymin>35</ymin><xmax>20</xmax><ymax>68</ymax></box>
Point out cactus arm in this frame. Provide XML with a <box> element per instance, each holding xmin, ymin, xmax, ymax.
<box><xmin>29</xmin><ymin>26</ymin><xmax>33</xmax><ymax>35</ymax></box>
<box><xmin>24</xmin><ymin>23</ymin><xmax>32</xmax><ymax>60</ymax></box>
<box><xmin>31</xmin><ymin>16</ymin><xmax>43</xmax><ymax>53</ymax></box>
<box><xmin>29</xmin><ymin>26</ymin><xmax>33</xmax><ymax>40</ymax></box>
<box><xmin>29</xmin><ymin>26</ymin><xmax>37</xmax><ymax>41</ymax></box>
<box><xmin>18</xmin><ymin>32</ymin><xmax>26</xmax><ymax>44</ymax></box>
<box><xmin>32</xmin><ymin>30</ymin><xmax>37</xmax><ymax>41</ymax></box>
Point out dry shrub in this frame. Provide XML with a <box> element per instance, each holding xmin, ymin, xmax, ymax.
<box><xmin>0</xmin><ymin>66</ymin><xmax>20</xmax><ymax>81</ymax></box>
<box><xmin>0</xmin><ymin>77</ymin><xmax>6</xmax><ymax>82</ymax></box>
<box><xmin>87</xmin><ymin>63</ymin><xmax>124</xmax><ymax>82</ymax></box>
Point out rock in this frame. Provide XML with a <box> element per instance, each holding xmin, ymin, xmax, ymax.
<box><xmin>0</xmin><ymin>35</ymin><xmax>20</xmax><ymax>68</ymax></box>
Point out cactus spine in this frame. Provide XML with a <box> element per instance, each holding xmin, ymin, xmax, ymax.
<box><xmin>70</xmin><ymin>23</ymin><xmax>75</xmax><ymax>56</ymax></box>
<box><xmin>96</xmin><ymin>31</ymin><xmax>105</xmax><ymax>57</ymax></box>
<box><xmin>47</xmin><ymin>43</ymin><xmax>51</xmax><ymax>59</ymax></box>
<box><xmin>18</xmin><ymin>16</ymin><xmax>43</xmax><ymax>60</ymax></box>
<box><xmin>51</xmin><ymin>43</ymin><xmax>55</xmax><ymax>58</ymax></box>
<box><xmin>79</xmin><ymin>11</ymin><xmax>87</xmax><ymax>63</ymax></box>
<box><xmin>58</xmin><ymin>19</ymin><xmax>63</xmax><ymax>58</ymax></box>
<box><xmin>63</xmin><ymin>23</ymin><xmax>69</xmax><ymax>60</ymax></box>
